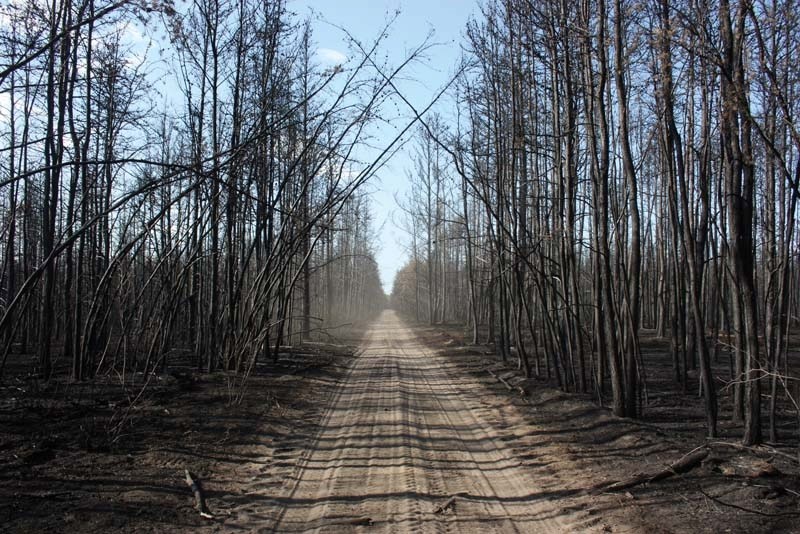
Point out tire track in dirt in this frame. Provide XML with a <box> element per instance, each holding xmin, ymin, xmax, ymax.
<box><xmin>264</xmin><ymin>311</ymin><xmax>581</xmax><ymax>533</ymax></box>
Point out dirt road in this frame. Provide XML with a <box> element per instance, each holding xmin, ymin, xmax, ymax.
<box><xmin>266</xmin><ymin>310</ymin><xmax>576</xmax><ymax>532</ymax></box>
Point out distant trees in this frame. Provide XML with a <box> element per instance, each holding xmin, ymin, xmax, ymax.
<box><xmin>0</xmin><ymin>0</ymin><xmax>399</xmax><ymax>389</ymax></box>
<box><xmin>4</xmin><ymin>0</ymin><xmax>800</xmax><ymax>451</ymax></box>
<box><xmin>391</xmin><ymin>0</ymin><xmax>800</xmax><ymax>446</ymax></box>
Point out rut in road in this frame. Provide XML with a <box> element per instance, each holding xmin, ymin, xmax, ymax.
<box><xmin>266</xmin><ymin>310</ymin><xmax>576</xmax><ymax>533</ymax></box>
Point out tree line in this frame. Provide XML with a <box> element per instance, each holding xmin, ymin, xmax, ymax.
<box><xmin>391</xmin><ymin>0</ymin><xmax>800</xmax><ymax>446</ymax></box>
<box><xmin>0</xmin><ymin>0</ymin><xmax>396</xmax><ymax>390</ymax></box>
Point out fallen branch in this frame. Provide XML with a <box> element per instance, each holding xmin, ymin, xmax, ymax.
<box><xmin>487</xmin><ymin>369</ymin><xmax>527</xmax><ymax>398</ymax></box>
<box><xmin>710</xmin><ymin>440</ymin><xmax>800</xmax><ymax>465</ymax></box>
<box><xmin>434</xmin><ymin>496</ymin><xmax>457</xmax><ymax>514</ymax></box>
<box><xmin>487</xmin><ymin>369</ymin><xmax>511</xmax><ymax>390</ymax></box>
<box><xmin>593</xmin><ymin>446</ymin><xmax>709</xmax><ymax>494</ymax></box>
<box><xmin>184</xmin><ymin>469</ymin><xmax>213</xmax><ymax>519</ymax></box>
<box><xmin>434</xmin><ymin>492</ymin><xmax>468</xmax><ymax>514</ymax></box>
<box><xmin>698</xmin><ymin>487</ymin><xmax>800</xmax><ymax>517</ymax></box>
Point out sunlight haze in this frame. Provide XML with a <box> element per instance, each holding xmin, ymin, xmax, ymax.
<box><xmin>295</xmin><ymin>0</ymin><xmax>476</xmax><ymax>293</ymax></box>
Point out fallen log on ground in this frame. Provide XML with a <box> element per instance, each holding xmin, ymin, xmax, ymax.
<box><xmin>487</xmin><ymin>369</ymin><xmax>528</xmax><ymax>398</ymax></box>
<box><xmin>184</xmin><ymin>468</ymin><xmax>213</xmax><ymax>519</ymax></box>
<box><xmin>592</xmin><ymin>446</ymin><xmax>709</xmax><ymax>494</ymax></box>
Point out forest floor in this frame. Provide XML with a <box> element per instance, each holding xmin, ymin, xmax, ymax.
<box><xmin>428</xmin><ymin>320</ymin><xmax>800</xmax><ymax>533</ymax></box>
<box><xmin>1</xmin><ymin>310</ymin><xmax>800</xmax><ymax>532</ymax></box>
<box><xmin>0</xmin><ymin>334</ymin><xmax>361</xmax><ymax>533</ymax></box>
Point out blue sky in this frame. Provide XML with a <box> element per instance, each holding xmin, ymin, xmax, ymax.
<box><xmin>293</xmin><ymin>0</ymin><xmax>478</xmax><ymax>293</ymax></box>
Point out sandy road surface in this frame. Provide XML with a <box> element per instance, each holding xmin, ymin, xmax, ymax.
<box><xmin>265</xmin><ymin>310</ymin><xmax>577</xmax><ymax>533</ymax></box>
